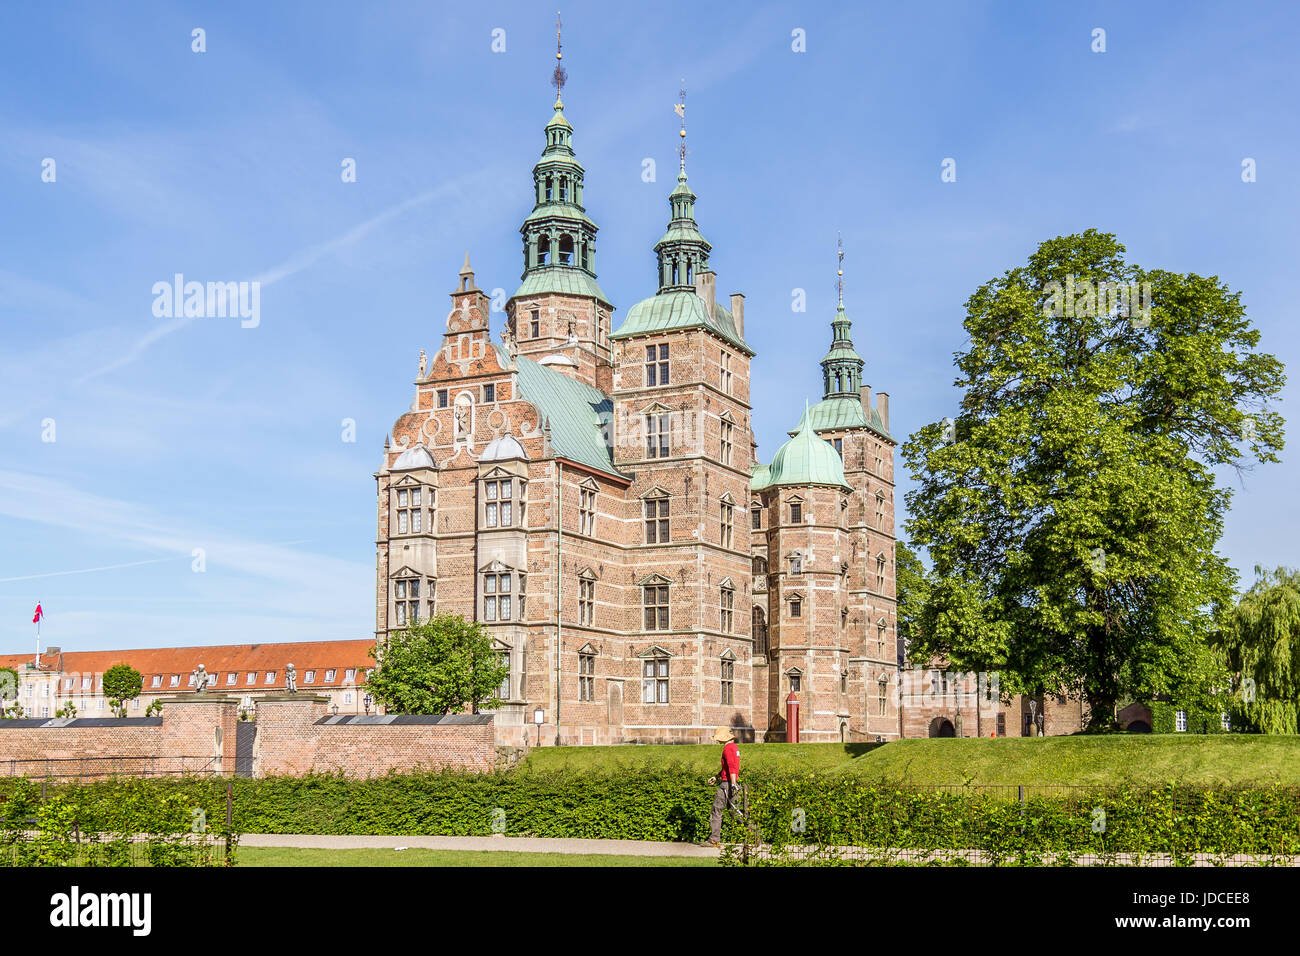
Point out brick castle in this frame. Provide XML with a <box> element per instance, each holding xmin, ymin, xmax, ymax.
<box><xmin>372</xmin><ymin>64</ymin><xmax>900</xmax><ymax>746</ymax></box>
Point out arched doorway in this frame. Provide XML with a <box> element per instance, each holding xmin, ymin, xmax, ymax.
<box><xmin>1126</xmin><ymin>720</ymin><xmax>1152</xmax><ymax>734</ymax></box>
<box><xmin>929</xmin><ymin>717</ymin><xmax>956</xmax><ymax>738</ymax></box>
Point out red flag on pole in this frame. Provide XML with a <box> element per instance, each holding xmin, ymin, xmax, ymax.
<box><xmin>32</xmin><ymin>603</ymin><xmax>42</xmax><ymax>623</ymax></box>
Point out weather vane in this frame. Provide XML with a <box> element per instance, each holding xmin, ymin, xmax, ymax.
<box><xmin>552</xmin><ymin>12</ymin><xmax>567</xmax><ymax>103</ymax></box>
<box><xmin>837</xmin><ymin>231</ymin><xmax>845</xmax><ymax>305</ymax></box>
<box><xmin>674</xmin><ymin>79</ymin><xmax>687</xmax><ymax>171</ymax></box>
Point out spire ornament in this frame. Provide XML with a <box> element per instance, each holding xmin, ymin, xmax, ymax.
<box><xmin>551</xmin><ymin>11</ymin><xmax>567</xmax><ymax>106</ymax></box>
<box><xmin>836</xmin><ymin>231</ymin><xmax>845</xmax><ymax>306</ymax></box>
<box><xmin>674</xmin><ymin>80</ymin><xmax>687</xmax><ymax>172</ymax></box>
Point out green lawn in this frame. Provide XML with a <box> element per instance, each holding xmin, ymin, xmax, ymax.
<box><xmin>521</xmin><ymin>736</ymin><xmax>1300</xmax><ymax>787</ymax></box>
<box><xmin>236</xmin><ymin>847</ymin><xmax>717</xmax><ymax>867</ymax></box>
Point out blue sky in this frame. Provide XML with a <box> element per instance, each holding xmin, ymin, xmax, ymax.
<box><xmin>2</xmin><ymin>0</ymin><xmax>1297</xmax><ymax>654</ymax></box>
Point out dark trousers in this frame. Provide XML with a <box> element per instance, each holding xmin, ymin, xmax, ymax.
<box><xmin>709</xmin><ymin>784</ymin><xmax>736</xmax><ymax>842</ymax></box>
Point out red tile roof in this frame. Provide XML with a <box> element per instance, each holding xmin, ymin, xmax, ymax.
<box><xmin>0</xmin><ymin>639</ymin><xmax>375</xmax><ymax>687</ymax></box>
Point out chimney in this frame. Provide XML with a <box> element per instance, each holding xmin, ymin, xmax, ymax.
<box><xmin>859</xmin><ymin>384</ymin><xmax>872</xmax><ymax>414</ymax></box>
<box><xmin>729</xmin><ymin>292</ymin><xmax>745</xmax><ymax>338</ymax></box>
<box><xmin>694</xmin><ymin>269</ymin><xmax>716</xmax><ymax>315</ymax></box>
<box><xmin>876</xmin><ymin>391</ymin><xmax>890</xmax><ymax>431</ymax></box>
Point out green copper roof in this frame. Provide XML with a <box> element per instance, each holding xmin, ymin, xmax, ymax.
<box><xmin>522</xmin><ymin>202</ymin><xmax>594</xmax><ymax>227</ymax></box>
<box><xmin>611</xmin><ymin>290</ymin><xmax>752</xmax><ymax>355</ymax></box>
<box><xmin>763</xmin><ymin>404</ymin><xmax>852</xmax><ymax>491</ymax></box>
<box><xmin>749</xmin><ymin>461</ymin><xmax>772</xmax><ymax>492</ymax></box>
<box><xmin>800</xmin><ymin>396</ymin><xmax>892</xmax><ymax>441</ymax></box>
<box><xmin>495</xmin><ymin>344</ymin><xmax>622</xmax><ymax>478</ymax></box>
<box><xmin>511</xmin><ymin>267</ymin><xmax>611</xmax><ymax>307</ymax></box>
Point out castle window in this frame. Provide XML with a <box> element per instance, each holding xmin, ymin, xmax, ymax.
<box><xmin>483</xmin><ymin>479</ymin><xmax>517</xmax><ymax>528</ymax></box>
<box><xmin>581</xmin><ymin>242</ymin><xmax>589</xmax><ymax>271</ymax></box>
<box><xmin>437</xmin><ymin>389</ymin><xmax>448</xmax><ymax>408</ymax></box>
<box><xmin>877</xmin><ymin>620</ymin><xmax>887</xmax><ymax>655</ymax></box>
<box><xmin>642</xmin><ymin>656</ymin><xmax>669</xmax><ymax>704</ymax></box>
<box><xmin>497</xmin><ymin>651</ymin><xmax>511</xmax><ymax>699</ymax></box>
<box><xmin>789</xmin><ymin>672</ymin><xmax>801</xmax><ymax>693</ymax></box>
<box><xmin>644</xmin><ymin>495</ymin><xmax>669</xmax><ymax>543</ymax></box>
<box><xmin>537</xmin><ymin>236</ymin><xmax>551</xmax><ymax>265</ymax></box>
<box><xmin>1175</xmin><ymin>709</ymin><xmax>1188</xmax><ymax>732</ymax></box>
<box><xmin>482</xmin><ymin>383</ymin><xmax>495</xmax><ymax>403</ymax></box>
<box><xmin>876</xmin><ymin>553</ymin><xmax>886</xmax><ymax>591</ymax></box>
<box><xmin>482</xmin><ymin>571</ymin><xmax>513</xmax><ymax>622</ymax></box>
<box><xmin>720</xmin><ymin>583</ymin><xmax>735</xmax><ymax>633</ymax></box>
<box><xmin>720</xmin><ymin>501</ymin><xmax>734</xmax><ymax>549</ymax></box>
<box><xmin>752</xmin><ymin>606</ymin><xmax>768</xmax><ymax>657</ymax></box>
<box><xmin>721</xmin><ymin>658</ymin><xmax>735</xmax><ymax>705</ymax></box>
<box><xmin>395</xmin><ymin>576</ymin><xmax>421</xmax><ymax>626</ymax></box>
<box><xmin>721</xmin><ymin>350</ymin><xmax>733</xmax><ymax>395</ymax></box>
<box><xmin>558</xmin><ymin>177</ymin><xmax>568</xmax><ymax>201</ymax></box>
<box><xmin>530</xmin><ymin>310</ymin><xmax>540</xmax><ymax>338</ymax></box>
<box><xmin>579</xmin><ymin>486</ymin><xmax>597</xmax><ymax>535</ymax></box>
<box><xmin>996</xmin><ymin>713</ymin><xmax>1006</xmax><ymax>736</ymax></box>
<box><xmin>578</xmin><ymin>575</ymin><xmax>595</xmax><ymax>626</ymax></box>
<box><xmin>841</xmin><ymin>672</ymin><xmax>847</xmax><ymax>694</ymax></box>
<box><xmin>751</xmin><ymin>505</ymin><xmax>762</xmax><ymax>530</ymax></box>
<box><xmin>789</xmin><ymin>553</ymin><xmax>803</xmax><ymax>575</ymax></box>
<box><xmin>646</xmin><ymin>412</ymin><xmax>669</xmax><ymax>458</ymax></box>
<box><xmin>643</xmin><ymin>584</ymin><xmax>670</xmax><ymax>631</ymax></box>
<box><xmin>833</xmin><ymin>438</ymin><xmax>843</xmax><ymax>457</ymax></box>
<box><xmin>753</xmin><ymin>555</ymin><xmax>767</xmax><ymax>578</ymax></box>
<box><xmin>720</xmin><ymin>419</ymin><xmax>733</xmax><ymax>466</ymax></box>
<box><xmin>876</xmin><ymin>492</ymin><xmax>886</xmax><ymax>529</ymax></box>
<box><xmin>544</xmin><ymin>176</ymin><xmax>553</xmax><ymax>200</ymax></box>
<box><xmin>878</xmin><ymin>678</ymin><xmax>889</xmax><ymax>716</ymax></box>
<box><xmin>790</xmin><ymin>501</ymin><xmax>802</xmax><ymax>524</ymax></box>
<box><xmin>645</xmin><ymin>344</ymin><xmax>669</xmax><ymax>386</ymax></box>
<box><xmin>790</xmin><ymin>598</ymin><xmax>802</xmax><ymax>618</ymax></box>
<box><xmin>394</xmin><ymin>486</ymin><xmax>424</xmax><ymax>535</ymax></box>
<box><xmin>558</xmin><ymin>234</ymin><xmax>574</xmax><ymax>265</ymax></box>
<box><xmin>579</xmin><ymin>651</ymin><xmax>595</xmax><ymax>700</ymax></box>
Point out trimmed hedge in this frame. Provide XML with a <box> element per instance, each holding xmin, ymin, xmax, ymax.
<box><xmin>4</xmin><ymin>771</ymin><xmax>1300</xmax><ymax>863</ymax></box>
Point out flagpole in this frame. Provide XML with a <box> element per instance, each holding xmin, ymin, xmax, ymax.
<box><xmin>35</xmin><ymin>599</ymin><xmax>41</xmax><ymax>668</ymax></box>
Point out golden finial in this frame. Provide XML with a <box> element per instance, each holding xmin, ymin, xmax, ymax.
<box><xmin>837</xmin><ymin>231</ymin><xmax>845</xmax><ymax>305</ymax></box>
<box><xmin>551</xmin><ymin>11</ymin><xmax>567</xmax><ymax>106</ymax></box>
<box><xmin>673</xmin><ymin>79</ymin><xmax>687</xmax><ymax>172</ymax></box>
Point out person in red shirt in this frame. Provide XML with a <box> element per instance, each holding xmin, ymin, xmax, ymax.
<box><xmin>704</xmin><ymin>725</ymin><xmax>740</xmax><ymax>847</ymax></box>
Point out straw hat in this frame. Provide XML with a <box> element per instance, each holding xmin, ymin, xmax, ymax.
<box><xmin>712</xmin><ymin>725</ymin><xmax>736</xmax><ymax>743</ymax></box>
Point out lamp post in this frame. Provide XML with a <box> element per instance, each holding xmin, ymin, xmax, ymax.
<box><xmin>533</xmin><ymin>706</ymin><xmax>544</xmax><ymax>747</ymax></box>
<box><xmin>363</xmin><ymin>694</ymin><xmax>372</xmax><ymax>716</ymax></box>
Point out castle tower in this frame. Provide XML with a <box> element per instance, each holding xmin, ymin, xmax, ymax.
<box><xmin>506</xmin><ymin>24</ymin><xmax>614</xmax><ymax>389</ymax></box>
<box><xmin>751</xmin><ymin>405</ymin><xmax>855</xmax><ymax>741</ymax></box>
<box><xmin>608</xmin><ymin>85</ymin><xmax>758</xmax><ymax>740</ymax></box>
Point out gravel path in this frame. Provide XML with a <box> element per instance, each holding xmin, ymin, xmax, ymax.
<box><xmin>240</xmin><ymin>833</ymin><xmax>720</xmax><ymax>857</ymax></box>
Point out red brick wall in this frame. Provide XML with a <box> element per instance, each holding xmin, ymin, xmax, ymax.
<box><xmin>252</xmin><ymin>697</ymin><xmax>495</xmax><ymax>776</ymax></box>
<box><xmin>0</xmin><ymin>696</ymin><xmax>494</xmax><ymax>778</ymax></box>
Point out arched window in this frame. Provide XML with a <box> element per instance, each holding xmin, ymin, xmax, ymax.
<box><xmin>752</xmin><ymin>555</ymin><xmax>767</xmax><ymax>578</ymax></box>
<box><xmin>752</xmin><ymin>606</ymin><xmax>768</xmax><ymax>657</ymax></box>
<box><xmin>537</xmin><ymin>236</ymin><xmax>550</xmax><ymax>266</ymax></box>
<box><xmin>686</xmin><ymin>262</ymin><xmax>693</xmax><ymax>284</ymax></box>
<box><xmin>544</xmin><ymin>176</ymin><xmax>553</xmax><ymax>200</ymax></box>
<box><xmin>672</xmin><ymin>262</ymin><xmax>679</xmax><ymax>285</ymax></box>
<box><xmin>558</xmin><ymin>177</ymin><xmax>568</xmax><ymax>201</ymax></box>
<box><xmin>581</xmin><ymin>242</ymin><xmax>589</xmax><ymax>270</ymax></box>
<box><xmin>558</xmin><ymin>234</ymin><xmax>574</xmax><ymax>266</ymax></box>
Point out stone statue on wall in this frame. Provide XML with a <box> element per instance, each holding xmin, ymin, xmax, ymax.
<box><xmin>285</xmin><ymin>663</ymin><xmax>297</xmax><ymax>694</ymax></box>
<box><xmin>193</xmin><ymin>664</ymin><xmax>210</xmax><ymax>694</ymax></box>
<box><xmin>418</xmin><ymin>349</ymin><xmax>427</xmax><ymax>378</ymax></box>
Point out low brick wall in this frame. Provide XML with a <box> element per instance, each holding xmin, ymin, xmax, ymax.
<box><xmin>253</xmin><ymin>696</ymin><xmax>495</xmax><ymax>776</ymax></box>
<box><xmin>0</xmin><ymin>695</ymin><xmax>494</xmax><ymax>778</ymax></box>
<box><xmin>0</xmin><ymin>697</ymin><xmax>237</xmax><ymax>777</ymax></box>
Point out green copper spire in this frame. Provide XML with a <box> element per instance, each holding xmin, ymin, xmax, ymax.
<box><xmin>654</xmin><ymin>83</ymin><xmax>711</xmax><ymax>293</ymax></box>
<box><xmin>512</xmin><ymin>15</ymin><xmax>608</xmax><ymax>305</ymax></box>
<box><xmin>820</xmin><ymin>233</ymin><xmax>865</xmax><ymax>399</ymax></box>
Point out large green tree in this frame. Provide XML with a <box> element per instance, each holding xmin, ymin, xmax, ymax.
<box><xmin>1215</xmin><ymin>566</ymin><xmax>1300</xmax><ymax>734</ymax></box>
<box><xmin>903</xmin><ymin>230</ymin><xmax>1284</xmax><ymax>727</ymax></box>
<box><xmin>102</xmin><ymin>663</ymin><xmax>143</xmax><ymax>717</ymax></box>
<box><xmin>366</xmin><ymin>614</ymin><xmax>510</xmax><ymax>715</ymax></box>
<box><xmin>0</xmin><ymin>666</ymin><xmax>20</xmax><ymax>718</ymax></box>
